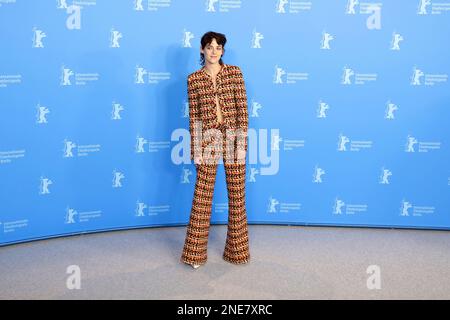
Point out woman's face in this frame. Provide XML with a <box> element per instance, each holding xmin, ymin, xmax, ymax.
<box><xmin>201</xmin><ymin>38</ymin><xmax>223</xmax><ymax>65</ymax></box>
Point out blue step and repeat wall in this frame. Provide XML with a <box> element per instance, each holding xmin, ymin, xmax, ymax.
<box><xmin>1</xmin><ymin>0</ymin><xmax>449</xmax><ymax>246</ymax></box>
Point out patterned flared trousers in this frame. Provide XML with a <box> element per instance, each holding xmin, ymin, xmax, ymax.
<box><xmin>181</xmin><ymin>122</ymin><xmax>250</xmax><ymax>266</ymax></box>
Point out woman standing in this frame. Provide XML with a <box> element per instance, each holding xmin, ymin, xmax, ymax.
<box><xmin>180</xmin><ymin>31</ymin><xmax>250</xmax><ymax>268</ymax></box>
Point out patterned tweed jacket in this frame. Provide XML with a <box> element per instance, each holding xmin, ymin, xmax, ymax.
<box><xmin>187</xmin><ymin>63</ymin><xmax>249</xmax><ymax>160</ymax></box>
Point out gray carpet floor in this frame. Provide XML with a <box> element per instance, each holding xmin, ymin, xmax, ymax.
<box><xmin>0</xmin><ymin>225</ymin><xmax>449</xmax><ymax>299</ymax></box>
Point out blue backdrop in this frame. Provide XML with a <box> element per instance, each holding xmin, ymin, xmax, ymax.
<box><xmin>1</xmin><ymin>0</ymin><xmax>449</xmax><ymax>246</ymax></box>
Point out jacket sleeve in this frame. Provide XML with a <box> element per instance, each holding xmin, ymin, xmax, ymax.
<box><xmin>187</xmin><ymin>76</ymin><xmax>201</xmax><ymax>160</ymax></box>
<box><xmin>234</xmin><ymin>67</ymin><xmax>249</xmax><ymax>152</ymax></box>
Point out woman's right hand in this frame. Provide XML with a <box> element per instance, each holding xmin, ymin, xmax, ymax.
<box><xmin>194</xmin><ymin>155</ymin><xmax>203</xmax><ymax>167</ymax></box>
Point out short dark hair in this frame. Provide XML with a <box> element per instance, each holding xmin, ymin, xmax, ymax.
<box><xmin>199</xmin><ymin>31</ymin><xmax>227</xmax><ymax>66</ymax></box>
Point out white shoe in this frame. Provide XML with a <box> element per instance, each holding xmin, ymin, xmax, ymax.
<box><xmin>192</xmin><ymin>264</ymin><xmax>201</xmax><ymax>269</ymax></box>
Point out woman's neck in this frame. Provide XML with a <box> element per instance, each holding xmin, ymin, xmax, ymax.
<box><xmin>204</xmin><ymin>62</ymin><xmax>222</xmax><ymax>76</ymax></box>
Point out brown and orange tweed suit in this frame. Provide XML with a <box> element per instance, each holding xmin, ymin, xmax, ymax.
<box><xmin>181</xmin><ymin>63</ymin><xmax>250</xmax><ymax>266</ymax></box>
